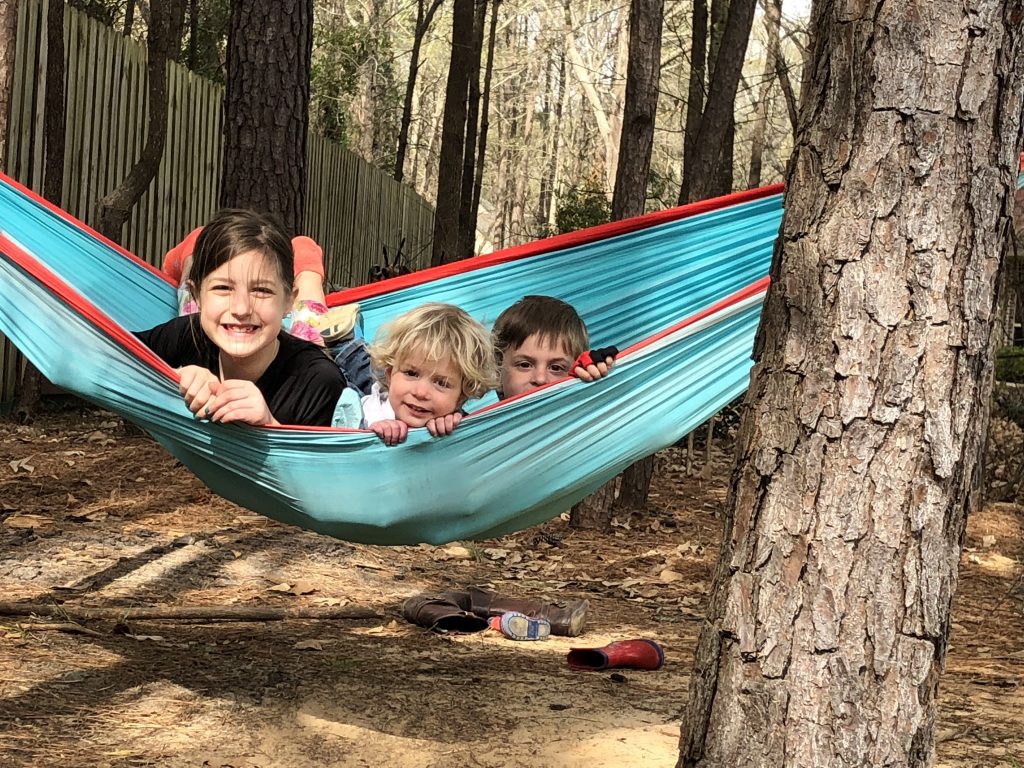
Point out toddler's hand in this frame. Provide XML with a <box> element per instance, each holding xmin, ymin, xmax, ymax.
<box><xmin>178</xmin><ymin>365</ymin><xmax>219</xmax><ymax>417</ymax></box>
<box><xmin>427</xmin><ymin>412</ymin><xmax>462</xmax><ymax>437</ymax></box>
<box><xmin>205</xmin><ymin>379</ymin><xmax>276</xmax><ymax>426</ymax></box>
<box><xmin>371</xmin><ymin>419</ymin><xmax>409</xmax><ymax>446</ymax></box>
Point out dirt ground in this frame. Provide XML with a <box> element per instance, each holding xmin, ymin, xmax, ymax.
<box><xmin>1</xmin><ymin>402</ymin><xmax>1023</xmax><ymax>768</ymax></box>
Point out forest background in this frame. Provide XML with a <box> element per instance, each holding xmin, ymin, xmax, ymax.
<box><xmin>53</xmin><ymin>0</ymin><xmax>811</xmax><ymax>257</ymax></box>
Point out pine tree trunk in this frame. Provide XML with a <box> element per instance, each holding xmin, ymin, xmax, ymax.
<box><xmin>221</xmin><ymin>0</ymin><xmax>312</xmax><ymax>237</ymax></box>
<box><xmin>0</xmin><ymin>0</ymin><xmax>16</xmax><ymax>172</ymax></box>
<box><xmin>679</xmin><ymin>3</ymin><xmax>1024</xmax><ymax>765</ymax></box>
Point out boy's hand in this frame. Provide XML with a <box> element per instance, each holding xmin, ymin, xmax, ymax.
<box><xmin>427</xmin><ymin>412</ymin><xmax>462</xmax><ymax>437</ymax></box>
<box><xmin>371</xmin><ymin>419</ymin><xmax>409</xmax><ymax>446</ymax></box>
<box><xmin>572</xmin><ymin>346</ymin><xmax>618</xmax><ymax>383</ymax></box>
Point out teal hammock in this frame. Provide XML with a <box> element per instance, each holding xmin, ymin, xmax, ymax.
<box><xmin>0</xmin><ymin>171</ymin><xmax>780</xmax><ymax>544</ymax></box>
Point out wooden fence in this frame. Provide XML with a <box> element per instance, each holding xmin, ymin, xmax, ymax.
<box><xmin>1</xmin><ymin>0</ymin><xmax>434</xmax><ymax>403</ymax></box>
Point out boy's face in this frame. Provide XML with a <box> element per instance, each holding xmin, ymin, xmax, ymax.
<box><xmin>386</xmin><ymin>352</ymin><xmax>465</xmax><ymax>427</ymax></box>
<box><xmin>500</xmin><ymin>333</ymin><xmax>575</xmax><ymax>398</ymax></box>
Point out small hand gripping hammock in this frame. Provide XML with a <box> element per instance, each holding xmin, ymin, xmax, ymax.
<box><xmin>1</xmin><ymin>169</ymin><xmax>778</xmax><ymax>544</ymax></box>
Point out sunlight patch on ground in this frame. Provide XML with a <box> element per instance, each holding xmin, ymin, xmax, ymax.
<box><xmin>94</xmin><ymin>541</ymin><xmax>213</xmax><ymax>597</ymax></box>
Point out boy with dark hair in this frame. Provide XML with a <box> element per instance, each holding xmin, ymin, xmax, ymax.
<box><xmin>492</xmin><ymin>295</ymin><xmax>615</xmax><ymax>399</ymax></box>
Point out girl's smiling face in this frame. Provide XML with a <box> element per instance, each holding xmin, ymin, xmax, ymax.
<box><xmin>386</xmin><ymin>352</ymin><xmax>465</xmax><ymax>427</ymax></box>
<box><xmin>194</xmin><ymin>249</ymin><xmax>296</xmax><ymax>365</ymax></box>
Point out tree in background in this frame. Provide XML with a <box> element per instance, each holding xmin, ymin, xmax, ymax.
<box><xmin>430</xmin><ymin>0</ymin><xmax>477</xmax><ymax>265</ymax></box>
<box><xmin>679</xmin><ymin>1</ymin><xmax>1024</xmax><ymax>764</ymax></box>
<box><xmin>570</xmin><ymin>0</ymin><xmax>664</xmax><ymax>528</ymax></box>
<box><xmin>95</xmin><ymin>0</ymin><xmax>187</xmax><ymax>242</ymax></box>
<box><xmin>14</xmin><ymin>0</ymin><xmax>68</xmax><ymax>422</ymax></box>
<box><xmin>394</xmin><ymin>0</ymin><xmax>443</xmax><ymax>182</ymax></box>
<box><xmin>678</xmin><ymin>0</ymin><xmax>756</xmax><ymax>204</ymax></box>
<box><xmin>221</xmin><ymin>0</ymin><xmax>313</xmax><ymax>236</ymax></box>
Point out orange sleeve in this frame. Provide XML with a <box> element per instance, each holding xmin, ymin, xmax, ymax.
<box><xmin>162</xmin><ymin>227</ymin><xmax>203</xmax><ymax>284</ymax></box>
<box><xmin>292</xmin><ymin>236</ymin><xmax>325</xmax><ymax>279</ymax></box>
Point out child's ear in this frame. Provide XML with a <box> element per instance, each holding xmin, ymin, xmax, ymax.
<box><xmin>186</xmin><ymin>279</ymin><xmax>198</xmax><ymax>301</ymax></box>
<box><xmin>289</xmin><ymin>284</ymin><xmax>299</xmax><ymax>306</ymax></box>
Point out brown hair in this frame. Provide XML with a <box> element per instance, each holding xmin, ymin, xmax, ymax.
<box><xmin>187</xmin><ymin>209</ymin><xmax>294</xmax><ymax>299</ymax></box>
<box><xmin>492</xmin><ymin>295</ymin><xmax>589</xmax><ymax>360</ymax></box>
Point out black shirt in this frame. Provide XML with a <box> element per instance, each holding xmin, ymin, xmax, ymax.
<box><xmin>135</xmin><ymin>315</ymin><xmax>345</xmax><ymax>427</ymax></box>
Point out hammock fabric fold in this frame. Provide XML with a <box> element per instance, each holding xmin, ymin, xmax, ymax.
<box><xmin>0</xmin><ymin>170</ymin><xmax>782</xmax><ymax>544</ymax></box>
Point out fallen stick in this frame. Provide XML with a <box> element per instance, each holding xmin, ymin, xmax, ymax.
<box><xmin>0</xmin><ymin>602</ymin><xmax>381</xmax><ymax>623</ymax></box>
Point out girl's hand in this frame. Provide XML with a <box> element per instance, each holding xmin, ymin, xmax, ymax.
<box><xmin>205</xmin><ymin>379</ymin><xmax>277</xmax><ymax>426</ymax></box>
<box><xmin>426</xmin><ymin>412</ymin><xmax>462</xmax><ymax>437</ymax></box>
<box><xmin>178</xmin><ymin>365</ymin><xmax>220</xmax><ymax>417</ymax></box>
<box><xmin>371</xmin><ymin>419</ymin><xmax>409</xmax><ymax>446</ymax></box>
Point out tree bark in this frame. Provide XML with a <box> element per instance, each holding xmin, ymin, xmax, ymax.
<box><xmin>679</xmin><ymin>2</ymin><xmax>1024</xmax><ymax>766</ymax></box>
<box><xmin>0</xmin><ymin>0</ymin><xmax>16</xmax><ymax>172</ymax></box>
<box><xmin>394</xmin><ymin>0</ymin><xmax>443</xmax><ymax>182</ymax></box>
<box><xmin>431</xmin><ymin>0</ymin><xmax>477</xmax><ymax>266</ymax></box>
<box><xmin>95</xmin><ymin>0</ymin><xmax>186</xmax><ymax>243</ymax></box>
<box><xmin>708</xmin><ymin>0</ymin><xmax>733</xmax><ymax>196</ymax></box>
<box><xmin>221</xmin><ymin>0</ymin><xmax>313</xmax><ymax>237</ymax></box>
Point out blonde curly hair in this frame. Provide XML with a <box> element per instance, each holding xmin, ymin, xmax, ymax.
<box><xmin>369</xmin><ymin>303</ymin><xmax>498</xmax><ymax>400</ymax></box>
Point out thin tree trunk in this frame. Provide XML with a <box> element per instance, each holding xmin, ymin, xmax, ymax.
<box><xmin>610</xmin><ymin>0</ymin><xmax>664</xmax><ymax>512</ymax></box>
<box><xmin>708</xmin><ymin>0</ymin><xmax>733</xmax><ymax>195</ymax></box>
<box><xmin>394</xmin><ymin>0</ymin><xmax>443</xmax><ymax>182</ymax></box>
<box><xmin>469</xmin><ymin>0</ymin><xmax>500</xmax><ymax>241</ymax></box>
<box><xmin>679</xmin><ymin>0</ymin><xmax>708</xmax><ymax>205</ymax></box>
<box><xmin>456</xmin><ymin>0</ymin><xmax>488</xmax><ymax>261</ymax></box>
<box><xmin>746</xmin><ymin>0</ymin><xmax>782</xmax><ymax>188</ymax></box>
<box><xmin>14</xmin><ymin>0</ymin><xmax>66</xmax><ymax>422</ymax></box>
<box><xmin>574</xmin><ymin>0</ymin><xmax>664</xmax><ymax>523</ymax></box>
<box><xmin>680</xmin><ymin>0</ymin><xmax>755</xmax><ymax>204</ymax></box>
<box><xmin>679</xmin><ymin>2</ymin><xmax>1024</xmax><ymax>765</ymax></box>
<box><xmin>221</xmin><ymin>0</ymin><xmax>313</xmax><ymax>237</ymax></box>
<box><xmin>775</xmin><ymin>51</ymin><xmax>798</xmax><ymax>139</ymax></box>
<box><xmin>186</xmin><ymin>0</ymin><xmax>198</xmax><ymax>69</ymax></box>
<box><xmin>123</xmin><ymin>0</ymin><xmax>136</xmax><ymax>36</ymax></box>
<box><xmin>431</xmin><ymin>0</ymin><xmax>476</xmax><ymax>266</ymax></box>
<box><xmin>95</xmin><ymin>0</ymin><xmax>186</xmax><ymax>243</ymax></box>
<box><xmin>537</xmin><ymin>46</ymin><xmax>567</xmax><ymax>227</ymax></box>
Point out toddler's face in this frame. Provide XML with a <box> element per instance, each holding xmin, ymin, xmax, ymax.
<box><xmin>500</xmin><ymin>333</ymin><xmax>574</xmax><ymax>398</ymax></box>
<box><xmin>387</xmin><ymin>352</ymin><xmax>464</xmax><ymax>427</ymax></box>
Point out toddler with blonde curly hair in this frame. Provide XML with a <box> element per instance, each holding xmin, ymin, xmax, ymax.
<box><xmin>356</xmin><ymin>302</ymin><xmax>498</xmax><ymax>445</ymax></box>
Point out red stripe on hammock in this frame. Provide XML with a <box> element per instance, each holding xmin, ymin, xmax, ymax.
<box><xmin>0</xmin><ymin>171</ymin><xmax>174</xmax><ymax>285</ymax></box>
<box><xmin>472</xmin><ymin>275</ymin><xmax>771</xmax><ymax>415</ymax></box>
<box><xmin>327</xmin><ymin>184</ymin><xmax>784</xmax><ymax>305</ymax></box>
<box><xmin>0</xmin><ymin>232</ymin><xmax>362</xmax><ymax>434</ymax></box>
